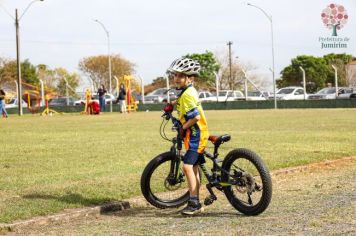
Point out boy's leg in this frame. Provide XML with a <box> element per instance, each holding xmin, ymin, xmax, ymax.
<box><xmin>193</xmin><ymin>164</ymin><xmax>201</xmax><ymax>196</ymax></box>
<box><xmin>183</xmin><ymin>164</ymin><xmax>198</xmax><ymax>196</ymax></box>
<box><xmin>181</xmin><ymin>150</ymin><xmax>203</xmax><ymax>215</ymax></box>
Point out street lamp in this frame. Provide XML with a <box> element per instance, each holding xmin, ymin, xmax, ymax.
<box><xmin>1</xmin><ymin>0</ymin><xmax>44</xmax><ymax>116</ymax></box>
<box><xmin>246</xmin><ymin>2</ymin><xmax>277</xmax><ymax>109</ymax></box>
<box><xmin>94</xmin><ymin>19</ymin><xmax>113</xmax><ymax>112</ymax></box>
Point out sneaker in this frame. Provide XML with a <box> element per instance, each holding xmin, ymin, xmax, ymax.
<box><xmin>181</xmin><ymin>200</ymin><xmax>203</xmax><ymax>215</ymax></box>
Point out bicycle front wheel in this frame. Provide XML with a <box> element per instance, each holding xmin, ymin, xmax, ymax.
<box><xmin>140</xmin><ymin>152</ymin><xmax>189</xmax><ymax>208</ymax></box>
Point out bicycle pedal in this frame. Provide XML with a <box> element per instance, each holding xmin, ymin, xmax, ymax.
<box><xmin>204</xmin><ymin>195</ymin><xmax>217</xmax><ymax>206</ymax></box>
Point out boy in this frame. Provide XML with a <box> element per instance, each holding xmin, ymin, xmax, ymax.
<box><xmin>167</xmin><ymin>58</ymin><xmax>209</xmax><ymax>215</ymax></box>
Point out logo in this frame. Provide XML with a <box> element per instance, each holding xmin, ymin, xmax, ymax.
<box><xmin>321</xmin><ymin>4</ymin><xmax>348</xmax><ymax>37</ymax></box>
<box><xmin>319</xmin><ymin>3</ymin><xmax>350</xmax><ymax>49</ymax></box>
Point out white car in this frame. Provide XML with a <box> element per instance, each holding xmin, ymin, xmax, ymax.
<box><xmin>274</xmin><ymin>87</ymin><xmax>307</xmax><ymax>100</ymax></box>
<box><xmin>309</xmin><ymin>87</ymin><xmax>354</xmax><ymax>100</ymax></box>
<box><xmin>246</xmin><ymin>91</ymin><xmax>270</xmax><ymax>101</ymax></box>
<box><xmin>214</xmin><ymin>90</ymin><xmax>245</xmax><ymax>102</ymax></box>
<box><xmin>76</xmin><ymin>94</ymin><xmax>116</xmax><ymax>105</ymax></box>
<box><xmin>5</xmin><ymin>98</ymin><xmax>27</xmax><ymax>108</ymax></box>
<box><xmin>198</xmin><ymin>91</ymin><xmax>216</xmax><ymax>102</ymax></box>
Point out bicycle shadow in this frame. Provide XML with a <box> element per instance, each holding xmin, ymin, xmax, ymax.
<box><xmin>22</xmin><ymin>193</ymin><xmax>244</xmax><ymax>218</ymax></box>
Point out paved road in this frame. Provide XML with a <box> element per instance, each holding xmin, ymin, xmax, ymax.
<box><xmin>11</xmin><ymin>158</ymin><xmax>356</xmax><ymax>235</ymax></box>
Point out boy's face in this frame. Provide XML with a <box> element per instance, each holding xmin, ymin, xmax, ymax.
<box><xmin>173</xmin><ymin>72</ymin><xmax>190</xmax><ymax>89</ymax></box>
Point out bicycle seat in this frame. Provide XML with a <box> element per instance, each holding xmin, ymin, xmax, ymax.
<box><xmin>208</xmin><ymin>134</ymin><xmax>231</xmax><ymax>146</ymax></box>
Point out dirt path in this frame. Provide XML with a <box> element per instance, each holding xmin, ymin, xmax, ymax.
<box><xmin>8</xmin><ymin>158</ymin><xmax>356</xmax><ymax>235</ymax></box>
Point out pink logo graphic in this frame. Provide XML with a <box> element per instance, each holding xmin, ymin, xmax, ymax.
<box><xmin>321</xmin><ymin>3</ymin><xmax>348</xmax><ymax>36</ymax></box>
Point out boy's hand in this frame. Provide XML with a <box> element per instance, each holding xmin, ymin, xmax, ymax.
<box><xmin>179</xmin><ymin>127</ymin><xmax>186</xmax><ymax>139</ymax></box>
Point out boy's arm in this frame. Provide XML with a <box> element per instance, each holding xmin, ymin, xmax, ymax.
<box><xmin>182</xmin><ymin>115</ymin><xmax>200</xmax><ymax>130</ymax></box>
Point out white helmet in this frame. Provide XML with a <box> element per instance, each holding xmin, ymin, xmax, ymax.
<box><xmin>167</xmin><ymin>57</ymin><xmax>201</xmax><ymax>76</ymax></box>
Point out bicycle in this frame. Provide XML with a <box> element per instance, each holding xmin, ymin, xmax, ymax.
<box><xmin>140</xmin><ymin>103</ymin><xmax>272</xmax><ymax>215</ymax></box>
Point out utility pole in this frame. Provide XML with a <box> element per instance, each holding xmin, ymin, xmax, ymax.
<box><xmin>227</xmin><ymin>41</ymin><xmax>233</xmax><ymax>89</ymax></box>
<box><xmin>15</xmin><ymin>9</ymin><xmax>23</xmax><ymax>115</ymax></box>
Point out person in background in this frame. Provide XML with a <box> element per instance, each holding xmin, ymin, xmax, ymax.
<box><xmin>97</xmin><ymin>84</ymin><xmax>107</xmax><ymax>112</ymax></box>
<box><xmin>116</xmin><ymin>83</ymin><xmax>127</xmax><ymax>113</ymax></box>
<box><xmin>0</xmin><ymin>89</ymin><xmax>8</xmax><ymax>118</ymax></box>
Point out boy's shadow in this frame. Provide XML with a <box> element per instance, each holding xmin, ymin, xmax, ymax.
<box><xmin>111</xmin><ymin>206</ymin><xmax>242</xmax><ymax>219</ymax></box>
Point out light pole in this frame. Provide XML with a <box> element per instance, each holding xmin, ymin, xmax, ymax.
<box><xmin>136</xmin><ymin>75</ymin><xmax>145</xmax><ymax>104</ymax></box>
<box><xmin>39</xmin><ymin>79</ymin><xmax>45</xmax><ymax>106</ymax></box>
<box><xmin>247</xmin><ymin>2</ymin><xmax>277</xmax><ymax>109</ymax></box>
<box><xmin>227</xmin><ymin>41</ymin><xmax>233</xmax><ymax>88</ymax></box>
<box><xmin>299</xmin><ymin>66</ymin><xmax>307</xmax><ymax>100</ymax></box>
<box><xmin>165</xmin><ymin>76</ymin><xmax>170</xmax><ymax>103</ymax></box>
<box><xmin>1</xmin><ymin>0</ymin><xmax>44</xmax><ymax>115</ymax></box>
<box><xmin>94</xmin><ymin>19</ymin><xmax>113</xmax><ymax>112</ymax></box>
<box><xmin>63</xmin><ymin>77</ymin><xmax>69</xmax><ymax>106</ymax></box>
<box><xmin>114</xmin><ymin>76</ymin><xmax>119</xmax><ymax>97</ymax></box>
<box><xmin>331</xmin><ymin>65</ymin><xmax>338</xmax><ymax>97</ymax></box>
<box><xmin>213</xmin><ymin>72</ymin><xmax>219</xmax><ymax>102</ymax></box>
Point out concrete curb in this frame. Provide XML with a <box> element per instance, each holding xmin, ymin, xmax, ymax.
<box><xmin>0</xmin><ymin>201</ymin><xmax>130</xmax><ymax>233</ymax></box>
<box><xmin>1</xmin><ymin>156</ymin><xmax>355</xmax><ymax>233</ymax></box>
<box><xmin>271</xmin><ymin>156</ymin><xmax>356</xmax><ymax>176</ymax></box>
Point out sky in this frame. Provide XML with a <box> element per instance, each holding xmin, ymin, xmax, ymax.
<box><xmin>0</xmin><ymin>0</ymin><xmax>355</xmax><ymax>91</ymax></box>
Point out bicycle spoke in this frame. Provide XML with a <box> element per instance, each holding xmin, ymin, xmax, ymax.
<box><xmin>149</xmin><ymin>161</ymin><xmax>188</xmax><ymax>202</ymax></box>
<box><xmin>229</xmin><ymin>158</ymin><xmax>263</xmax><ymax>207</ymax></box>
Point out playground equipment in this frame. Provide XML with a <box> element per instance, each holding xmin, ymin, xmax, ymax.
<box><xmin>80</xmin><ymin>88</ymin><xmax>100</xmax><ymax>115</ymax></box>
<box><xmin>22</xmin><ymin>90</ymin><xmax>41</xmax><ymax>114</ymax></box>
<box><xmin>41</xmin><ymin>94</ymin><xmax>61</xmax><ymax>116</ymax></box>
<box><xmin>124</xmin><ymin>75</ymin><xmax>138</xmax><ymax>112</ymax></box>
<box><xmin>81</xmin><ymin>88</ymin><xmax>92</xmax><ymax>115</ymax></box>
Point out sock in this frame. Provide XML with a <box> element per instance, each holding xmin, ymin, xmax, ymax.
<box><xmin>190</xmin><ymin>195</ymin><xmax>199</xmax><ymax>202</ymax></box>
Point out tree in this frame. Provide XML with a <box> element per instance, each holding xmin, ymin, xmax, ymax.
<box><xmin>53</xmin><ymin>68</ymin><xmax>80</xmax><ymax>97</ymax></box>
<box><xmin>323</xmin><ymin>53</ymin><xmax>355</xmax><ymax>86</ymax></box>
<box><xmin>79</xmin><ymin>54</ymin><xmax>135</xmax><ymax>91</ymax></box>
<box><xmin>214</xmin><ymin>49</ymin><xmax>268</xmax><ymax>91</ymax></box>
<box><xmin>184</xmin><ymin>51</ymin><xmax>220</xmax><ymax>90</ymax></box>
<box><xmin>280</xmin><ymin>54</ymin><xmax>356</xmax><ymax>92</ymax></box>
<box><xmin>36</xmin><ymin>65</ymin><xmax>80</xmax><ymax>97</ymax></box>
<box><xmin>144</xmin><ymin>77</ymin><xmax>167</xmax><ymax>95</ymax></box>
<box><xmin>280</xmin><ymin>56</ymin><xmax>331</xmax><ymax>92</ymax></box>
<box><xmin>0</xmin><ymin>59</ymin><xmax>39</xmax><ymax>87</ymax></box>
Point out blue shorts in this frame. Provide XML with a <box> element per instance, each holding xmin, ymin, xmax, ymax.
<box><xmin>182</xmin><ymin>150</ymin><xmax>206</xmax><ymax>166</ymax></box>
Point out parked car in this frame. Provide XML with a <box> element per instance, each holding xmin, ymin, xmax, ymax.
<box><xmin>49</xmin><ymin>97</ymin><xmax>76</xmax><ymax>106</ymax></box>
<box><xmin>145</xmin><ymin>88</ymin><xmax>180</xmax><ymax>103</ymax></box>
<box><xmin>273</xmin><ymin>87</ymin><xmax>306</xmax><ymax>100</ymax></box>
<box><xmin>309</xmin><ymin>87</ymin><xmax>353</xmax><ymax>100</ymax></box>
<box><xmin>91</xmin><ymin>94</ymin><xmax>116</xmax><ymax>104</ymax></box>
<box><xmin>214</xmin><ymin>90</ymin><xmax>245</xmax><ymax>102</ymax></box>
<box><xmin>74</xmin><ymin>98</ymin><xmax>85</xmax><ymax>106</ymax></box>
<box><xmin>4</xmin><ymin>98</ymin><xmax>27</xmax><ymax>109</ymax></box>
<box><xmin>198</xmin><ymin>91</ymin><xmax>216</xmax><ymax>102</ymax></box>
<box><xmin>75</xmin><ymin>94</ymin><xmax>115</xmax><ymax>105</ymax></box>
<box><xmin>246</xmin><ymin>91</ymin><xmax>270</xmax><ymax>101</ymax></box>
<box><xmin>130</xmin><ymin>90</ymin><xmax>142</xmax><ymax>104</ymax></box>
<box><xmin>336</xmin><ymin>87</ymin><xmax>354</xmax><ymax>99</ymax></box>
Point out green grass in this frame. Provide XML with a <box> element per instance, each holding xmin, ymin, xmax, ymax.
<box><xmin>0</xmin><ymin>109</ymin><xmax>356</xmax><ymax>223</ymax></box>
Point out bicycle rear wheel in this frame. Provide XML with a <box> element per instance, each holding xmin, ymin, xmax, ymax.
<box><xmin>140</xmin><ymin>152</ymin><xmax>189</xmax><ymax>208</ymax></box>
<box><xmin>221</xmin><ymin>148</ymin><xmax>272</xmax><ymax>215</ymax></box>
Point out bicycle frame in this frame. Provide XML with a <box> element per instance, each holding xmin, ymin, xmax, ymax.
<box><xmin>163</xmin><ymin>111</ymin><xmax>234</xmax><ymax>189</ymax></box>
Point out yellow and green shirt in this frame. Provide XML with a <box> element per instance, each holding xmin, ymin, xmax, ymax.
<box><xmin>176</xmin><ymin>84</ymin><xmax>209</xmax><ymax>153</ymax></box>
